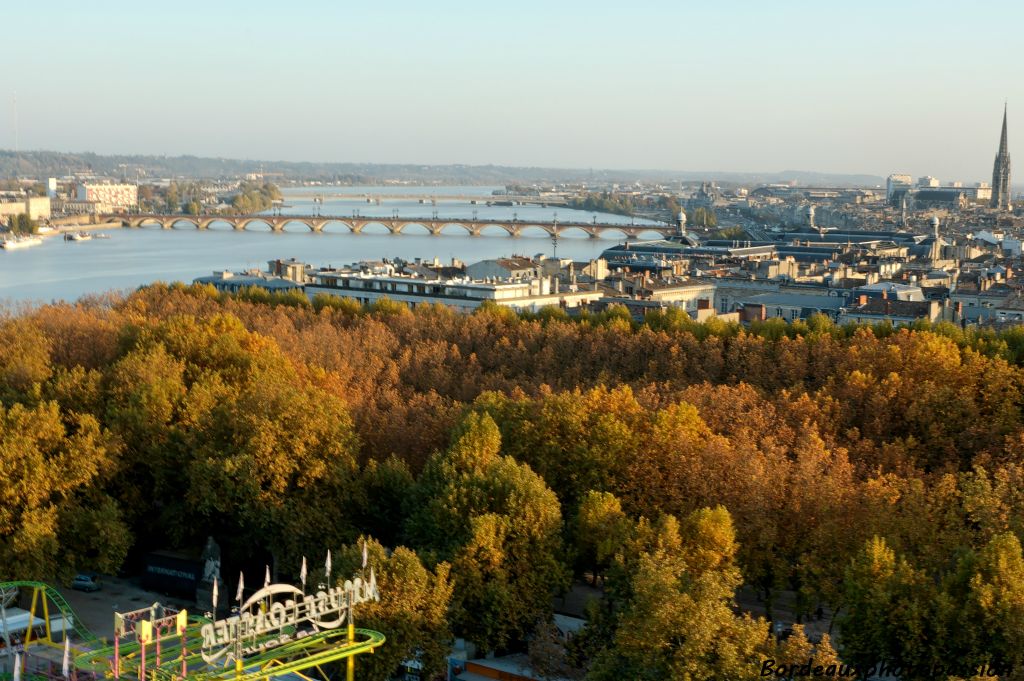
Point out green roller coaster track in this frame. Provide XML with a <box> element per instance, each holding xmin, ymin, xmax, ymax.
<box><xmin>0</xmin><ymin>581</ymin><xmax>101</xmax><ymax>645</ymax></box>
<box><xmin>0</xmin><ymin>582</ymin><xmax>385</xmax><ymax>681</ymax></box>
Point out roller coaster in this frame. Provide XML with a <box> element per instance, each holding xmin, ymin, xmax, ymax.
<box><xmin>0</xmin><ymin>578</ymin><xmax>385</xmax><ymax>681</ymax></box>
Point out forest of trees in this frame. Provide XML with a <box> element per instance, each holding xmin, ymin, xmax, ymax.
<box><xmin>4</xmin><ymin>286</ymin><xmax>1024</xmax><ymax>679</ymax></box>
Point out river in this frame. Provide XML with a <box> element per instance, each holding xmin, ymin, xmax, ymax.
<box><xmin>0</xmin><ymin>186</ymin><xmax>667</xmax><ymax>304</ymax></box>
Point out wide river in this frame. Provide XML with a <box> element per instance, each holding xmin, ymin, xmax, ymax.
<box><xmin>1</xmin><ymin>186</ymin><xmax>667</xmax><ymax>304</ymax></box>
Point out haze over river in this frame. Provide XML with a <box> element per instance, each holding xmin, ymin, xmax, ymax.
<box><xmin>0</xmin><ymin>187</ymin><xmax>666</xmax><ymax>304</ymax></box>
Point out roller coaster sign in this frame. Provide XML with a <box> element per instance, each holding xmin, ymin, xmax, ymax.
<box><xmin>200</xmin><ymin>574</ymin><xmax>378</xmax><ymax>663</ymax></box>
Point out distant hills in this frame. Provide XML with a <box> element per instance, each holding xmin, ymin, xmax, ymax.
<box><xmin>0</xmin><ymin>150</ymin><xmax>884</xmax><ymax>188</ymax></box>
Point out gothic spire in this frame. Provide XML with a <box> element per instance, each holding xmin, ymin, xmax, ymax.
<box><xmin>991</xmin><ymin>103</ymin><xmax>1012</xmax><ymax>210</ymax></box>
<box><xmin>1000</xmin><ymin>102</ymin><xmax>1009</xmax><ymax>156</ymax></box>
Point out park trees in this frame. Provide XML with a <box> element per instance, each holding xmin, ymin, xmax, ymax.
<box><xmin>407</xmin><ymin>412</ymin><xmax>569</xmax><ymax>653</ymax></box>
<box><xmin>0</xmin><ymin>401</ymin><xmax>128</xmax><ymax>580</ymax></box>
<box><xmin>587</xmin><ymin>507</ymin><xmax>771</xmax><ymax>681</ymax></box>
<box><xmin>330</xmin><ymin>538</ymin><xmax>453</xmax><ymax>681</ymax></box>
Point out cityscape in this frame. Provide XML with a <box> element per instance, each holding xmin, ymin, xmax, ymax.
<box><xmin>3</xmin><ymin>3</ymin><xmax>1024</xmax><ymax>681</ymax></box>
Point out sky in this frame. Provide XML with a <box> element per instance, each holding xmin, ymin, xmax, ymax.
<box><xmin>2</xmin><ymin>0</ymin><xmax>1022</xmax><ymax>181</ymax></box>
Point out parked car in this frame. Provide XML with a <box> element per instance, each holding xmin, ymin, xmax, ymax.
<box><xmin>71</xmin><ymin>573</ymin><xmax>101</xmax><ymax>592</ymax></box>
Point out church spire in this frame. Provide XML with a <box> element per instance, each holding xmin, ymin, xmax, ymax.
<box><xmin>992</xmin><ymin>103</ymin><xmax>1012</xmax><ymax>210</ymax></box>
<box><xmin>1000</xmin><ymin>102</ymin><xmax>1009</xmax><ymax>156</ymax></box>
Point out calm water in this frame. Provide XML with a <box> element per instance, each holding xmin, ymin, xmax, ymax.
<box><xmin>0</xmin><ymin>187</ymin><xmax>666</xmax><ymax>304</ymax></box>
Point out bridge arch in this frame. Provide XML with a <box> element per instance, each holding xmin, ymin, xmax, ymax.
<box><xmin>320</xmin><ymin>220</ymin><xmax>357</xmax><ymax>234</ymax></box>
<box><xmin>435</xmin><ymin>222</ymin><xmax>474</xmax><ymax>236</ymax></box>
<box><xmin>476</xmin><ymin>223</ymin><xmax>518</xmax><ymax>237</ymax></box>
<box><xmin>280</xmin><ymin>219</ymin><xmax>316</xmax><ymax>233</ymax></box>
<box><xmin>554</xmin><ymin>226</ymin><xmax>595</xmax><ymax>239</ymax></box>
<box><xmin>237</xmin><ymin>218</ymin><xmax>274</xmax><ymax>232</ymax></box>
<box><xmin>167</xmin><ymin>217</ymin><xmax>201</xmax><ymax>230</ymax></box>
<box><xmin>396</xmin><ymin>222</ymin><xmax>433</xmax><ymax>236</ymax></box>
<box><xmin>634</xmin><ymin>228</ymin><xmax>671</xmax><ymax>240</ymax></box>
<box><xmin>355</xmin><ymin>221</ymin><xmax>393</xmax><ymax>235</ymax></box>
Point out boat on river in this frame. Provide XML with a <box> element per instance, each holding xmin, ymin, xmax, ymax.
<box><xmin>1</xmin><ymin>234</ymin><xmax>44</xmax><ymax>250</ymax></box>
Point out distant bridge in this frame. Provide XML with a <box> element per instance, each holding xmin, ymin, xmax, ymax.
<box><xmin>286</xmin><ymin>192</ymin><xmax>571</xmax><ymax>206</ymax></box>
<box><xmin>107</xmin><ymin>214</ymin><xmax>680</xmax><ymax>239</ymax></box>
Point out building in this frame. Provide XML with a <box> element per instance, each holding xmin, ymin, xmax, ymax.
<box><xmin>76</xmin><ymin>183</ymin><xmax>138</xmax><ymax>211</ymax></box>
<box><xmin>918</xmin><ymin>176</ymin><xmax>940</xmax><ymax>188</ymax></box>
<box><xmin>914</xmin><ymin>188</ymin><xmax>968</xmax><ymax>210</ymax></box>
<box><xmin>838</xmin><ymin>296</ymin><xmax>943</xmax><ymax>325</ymax></box>
<box><xmin>738</xmin><ymin>292</ymin><xmax>846</xmax><ymax>322</ymax></box>
<box><xmin>886</xmin><ymin>174</ymin><xmax>913</xmax><ymax>202</ymax></box>
<box><xmin>991</xmin><ymin>104</ymin><xmax>1012</xmax><ymax>210</ymax></box>
<box><xmin>0</xmin><ymin>196</ymin><xmax>51</xmax><ymax>222</ymax></box>
<box><xmin>193</xmin><ymin>270</ymin><xmax>304</xmax><ymax>294</ymax></box>
<box><xmin>56</xmin><ymin>199</ymin><xmax>109</xmax><ymax>215</ymax></box>
<box><xmin>307</xmin><ymin>270</ymin><xmax>602</xmax><ymax>313</ymax></box>
<box><xmin>465</xmin><ymin>257</ymin><xmax>538</xmax><ymax>281</ymax></box>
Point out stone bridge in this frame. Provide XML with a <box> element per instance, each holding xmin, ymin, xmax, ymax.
<box><xmin>106</xmin><ymin>214</ymin><xmax>680</xmax><ymax>239</ymax></box>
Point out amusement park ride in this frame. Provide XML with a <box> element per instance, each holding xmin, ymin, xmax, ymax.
<box><xmin>0</xmin><ymin>567</ymin><xmax>385</xmax><ymax>681</ymax></box>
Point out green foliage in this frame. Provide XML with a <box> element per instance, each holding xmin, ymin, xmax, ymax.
<box><xmin>7</xmin><ymin>213</ymin><xmax>39</xmax><ymax>234</ymax></box>
<box><xmin>0</xmin><ymin>401</ymin><xmax>126</xmax><ymax>581</ymax></box>
<box><xmin>587</xmin><ymin>507</ymin><xmax>771</xmax><ymax>681</ymax></box>
<box><xmin>332</xmin><ymin>538</ymin><xmax>453</xmax><ymax>681</ymax></box>
<box><xmin>691</xmin><ymin>207</ymin><xmax>718</xmax><ymax>228</ymax></box>
<box><xmin>230</xmin><ymin>182</ymin><xmax>282</xmax><ymax>214</ymax></box>
<box><xmin>566</xmin><ymin>192</ymin><xmax>637</xmax><ymax>217</ymax></box>
<box><xmin>408</xmin><ymin>412</ymin><xmax>569</xmax><ymax>652</ymax></box>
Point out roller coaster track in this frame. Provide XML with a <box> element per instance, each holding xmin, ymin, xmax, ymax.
<box><xmin>2</xmin><ymin>582</ymin><xmax>385</xmax><ymax>681</ymax></box>
<box><xmin>0</xmin><ymin>581</ymin><xmax>100</xmax><ymax>645</ymax></box>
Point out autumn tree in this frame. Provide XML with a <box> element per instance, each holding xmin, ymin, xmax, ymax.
<box><xmin>407</xmin><ymin>412</ymin><xmax>569</xmax><ymax>652</ymax></box>
<box><xmin>588</xmin><ymin>508</ymin><xmax>771</xmax><ymax>681</ymax></box>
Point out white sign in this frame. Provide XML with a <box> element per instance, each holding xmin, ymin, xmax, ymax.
<box><xmin>200</xmin><ymin>575</ymin><xmax>378</xmax><ymax>663</ymax></box>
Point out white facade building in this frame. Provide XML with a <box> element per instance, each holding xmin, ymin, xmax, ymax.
<box><xmin>76</xmin><ymin>183</ymin><xmax>138</xmax><ymax>211</ymax></box>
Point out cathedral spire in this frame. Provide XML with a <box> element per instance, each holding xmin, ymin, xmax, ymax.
<box><xmin>1000</xmin><ymin>102</ymin><xmax>1009</xmax><ymax>156</ymax></box>
<box><xmin>992</xmin><ymin>103</ymin><xmax>1012</xmax><ymax>210</ymax></box>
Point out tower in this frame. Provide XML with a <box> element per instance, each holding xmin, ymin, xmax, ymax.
<box><xmin>991</xmin><ymin>104</ymin><xmax>1012</xmax><ymax>210</ymax></box>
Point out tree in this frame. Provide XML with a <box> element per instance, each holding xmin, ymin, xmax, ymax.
<box><xmin>691</xmin><ymin>207</ymin><xmax>718</xmax><ymax>228</ymax></box>
<box><xmin>587</xmin><ymin>507</ymin><xmax>771</xmax><ymax>681</ymax></box>
<box><xmin>331</xmin><ymin>538</ymin><xmax>454</xmax><ymax>681</ymax></box>
<box><xmin>967</xmin><ymin>532</ymin><xmax>1024</xmax><ymax>672</ymax></box>
<box><xmin>575</xmin><ymin>491</ymin><xmax>630</xmax><ymax>585</ymax></box>
<box><xmin>0</xmin><ymin>401</ymin><xmax>128</xmax><ymax>581</ymax></box>
<box><xmin>165</xmin><ymin>182</ymin><xmax>179</xmax><ymax>212</ymax></box>
<box><xmin>407</xmin><ymin>412</ymin><xmax>569</xmax><ymax>652</ymax></box>
<box><xmin>8</xmin><ymin>213</ymin><xmax>39</xmax><ymax>234</ymax></box>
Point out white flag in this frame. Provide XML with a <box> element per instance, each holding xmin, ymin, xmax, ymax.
<box><xmin>236</xmin><ymin>571</ymin><xmax>244</xmax><ymax>603</ymax></box>
<box><xmin>212</xmin><ymin>576</ymin><xmax>219</xmax><ymax>611</ymax></box>
<box><xmin>264</xmin><ymin>565</ymin><xmax>271</xmax><ymax>589</ymax></box>
<box><xmin>362</xmin><ymin>541</ymin><xmax>368</xmax><ymax>569</ymax></box>
<box><xmin>62</xmin><ymin>636</ymin><xmax>70</xmax><ymax>678</ymax></box>
<box><xmin>300</xmin><ymin>556</ymin><xmax>307</xmax><ymax>588</ymax></box>
<box><xmin>325</xmin><ymin>550</ymin><xmax>332</xmax><ymax>583</ymax></box>
<box><xmin>13</xmin><ymin>652</ymin><xmax>21</xmax><ymax>681</ymax></box>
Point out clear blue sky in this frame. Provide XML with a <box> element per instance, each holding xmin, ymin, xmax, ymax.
<box><xmin>3</xmin><ymin>0</ymin><xmax>1022</xmax><ymax>180</ymax></box>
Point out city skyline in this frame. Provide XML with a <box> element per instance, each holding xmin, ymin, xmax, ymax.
<box><xmin>3</xmin><ymin>1</ymin><xmax>1023</xmax><ymax>182</ymax></box>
